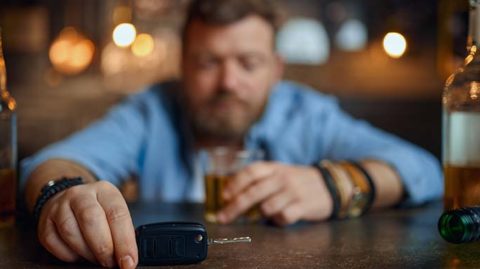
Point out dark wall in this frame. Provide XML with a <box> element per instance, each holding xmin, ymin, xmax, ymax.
<box><xmin>340</xmin><ymin>98</ymin><xmax>441</xmax><ymax>160</ymax></box>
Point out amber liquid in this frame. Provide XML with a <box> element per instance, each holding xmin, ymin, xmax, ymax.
<box><xmin>0</xmin><ymin>168</ymin><xmax>16</xmax><ymax>227</ymax></box>
<box><xmin>444</xmin><ymin>165</ymin><xmax>480</xmax><ymax>210</ymax></box>
<box><xmin>204</xmin><ymin>174</ymin><xmax>260</xmax><ymax>223</ymax></box>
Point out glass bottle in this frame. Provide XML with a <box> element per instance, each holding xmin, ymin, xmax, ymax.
<box><xmin>438</xmin><ymin>206</ymin><xmax>480</xmax><ymax>243</ymax></box>
<box><xmin>443</xmin><ymin>0</ymin><xmax>480</xmax><ymax>210</ymax></box>
<box><xmin>0</xmin><ymin>29</ymin><xmax>17</xmax><ymax>227</ymax></box>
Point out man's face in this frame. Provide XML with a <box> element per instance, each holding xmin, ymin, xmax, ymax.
<box><xmin>181</xmin><ymin>15</ymin><xmax>283</xmax><ymax>143</ymax></box>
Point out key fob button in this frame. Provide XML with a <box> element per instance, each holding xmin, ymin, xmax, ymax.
<box><xmin>171</xmin><ymin>236</ymin><xmax>185</xmax><ymax>257</ymax></box>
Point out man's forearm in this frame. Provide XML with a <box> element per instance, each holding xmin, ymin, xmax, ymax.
<box><xmin>25</xmin><ymin>159</ymin><xmax>98</xmax><ymax>211</ymax></box>
<box><xmin>362</xmin><ymin>160</ymin><xmax>404</xmax><ymax>208</ymax></box>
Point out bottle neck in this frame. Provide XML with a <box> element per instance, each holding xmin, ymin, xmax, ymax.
<box><xmin>0</xmin><ymin>31</ymin><xmax>16</xmax><ymax>112</ymax></box>
<box><xmin>439</xmin><ymin>207</ymin><xmax>480</xmax><ymax>243</ymax></box>
<box><xmin>0</xmin><ymin>33</ymin><xmax>7</xmax><ymax>95</ymax></box>
<box><xmin>468</xmin><ymin>1</ymin><xmax>480</xmax><ymax>54</ymax></box>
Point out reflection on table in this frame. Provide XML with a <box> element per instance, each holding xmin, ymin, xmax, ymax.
<box><xmin>1</xmin><ymin>201</ymin><xmax>479</xmax><ymax>268</ymax></box>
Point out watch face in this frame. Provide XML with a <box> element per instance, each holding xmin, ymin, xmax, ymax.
<box><xmin>347</xmin><ymin>191</ymin><xmax>369</xmax><ymax>218</ymax></box>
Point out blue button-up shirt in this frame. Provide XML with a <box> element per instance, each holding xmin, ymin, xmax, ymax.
<box><xmin>21</xmin><ymin>80</ymin><xmax>443</xmax><ymax>205</ymax></box>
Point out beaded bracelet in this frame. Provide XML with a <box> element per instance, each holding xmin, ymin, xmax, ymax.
<box><xmin>33</xmin><ymin>177</ymin><xmax>84</xmax><ymax>223</ymax></box>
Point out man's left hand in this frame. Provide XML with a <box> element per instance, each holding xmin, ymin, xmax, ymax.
<box><xmin>216</xmin><ymin>162</ymin><xmax>333</xmax><ymax>226</ymax></box>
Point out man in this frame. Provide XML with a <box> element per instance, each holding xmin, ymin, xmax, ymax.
<box><xmin>21</xmin><ymin>0</ymin><xmax>442</xmax><ymax>268</ymax></box>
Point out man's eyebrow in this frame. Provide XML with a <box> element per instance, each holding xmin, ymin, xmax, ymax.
<box><xmin>239</xmin><ymin>52</ymin><xmax>267</xmax><ymax>60</ymax></box>
<box><xmin>191</xmin><ymin>53</ymin><xmax>216</xmax><ymax>60</ymax></box>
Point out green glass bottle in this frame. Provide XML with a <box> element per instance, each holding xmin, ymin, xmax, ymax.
<box><xmin>438</xmin><ymin>207</ymin><xmax>480</xmax><ymax>243</ymax></box>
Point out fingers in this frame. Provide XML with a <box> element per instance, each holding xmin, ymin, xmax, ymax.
<box><xmin>69</xmin><ymin>188</ymin><xmax>115</xmax><ymax>268</ymax></box>
<box><xmin>54</xmin><ymin>202</ymin><xmax>96</xmax><ymax>263</ymax></box>
<box><xmin>260</xmin><ymin>189</ymin><xmax>297</xmax><ymax>217</ymax></box>
<box><xmin>218</xmin><ymin>174</ymin><xmax>282</xmax><ymax>223</ymax></box>
<box><xmin>271</xmin><ymin>202</ymin><xmax>304</xmax><ymax>226</ymax></box>
<box><xmin>97</xmin><ymin>182</ymin><xmax>138</xmax><ymax>269</ymax></box>
<box><xmin>38</xmin><ymin>217</ymin><xmax>80</xmax><ymax>263</ymax></box>
<box><xmin>222</xmin><ymin>162</ymin><xmax>274</xmax><ymax>200</ymax></box>
<box><xmin>36</xmin><ymin>181</ymin><xmax>135</xmax><ymax>268</ymax></box>
<box><xmin>220</xmin><ymin>164</ymin><xmax>334</xmax><ymax>225</ymax></box>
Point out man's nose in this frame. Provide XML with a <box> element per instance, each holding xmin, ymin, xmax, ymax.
<box><xmin>219</xmin><ymin>62</ymin><xmax>240</xmax><ymax>92</ymax></box>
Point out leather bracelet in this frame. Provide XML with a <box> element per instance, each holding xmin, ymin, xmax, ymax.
<box><xmin>314</xmin><ymin>162</ymin><xmax>341</xmax><ymax>220</ymax></box>
<box><xmin>348</xmin><ymin>161</ymin><xmax>376</xmax><ymax>213</ymax></box>
<box><xmin>322</xmin><ymin>161</ymin><xmax>353</xmax><ymax>219</ymax></box>
<box><xmin>339</xmin><ymin>161</ymin><xmax>372</xmax><ymax>217</ymax></box>
<box><xmin>33</xmin><ymin>177</ymin><xmax>84</xmax><ymax>223</ymax></box>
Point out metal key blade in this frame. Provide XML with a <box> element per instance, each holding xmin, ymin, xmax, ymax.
<box><xmin>208</xmin><ymin>236</ymin><xmax>252</xmax><ymax>245</ymax></box>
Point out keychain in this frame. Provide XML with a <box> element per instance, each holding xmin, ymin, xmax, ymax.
<box><xmin>136</xmin><ymin>222</ymin><xmax>251</xmax><ymax>265</ymax></box>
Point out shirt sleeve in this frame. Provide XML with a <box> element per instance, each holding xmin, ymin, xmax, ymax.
<box><xmin>318</xmin><ymin>98</ymin><xmax>443</xmax><ymax>206</ymax></box>
<box><xmin>19</xmin><ymin>92</ymin><xmax>150</xmax><ymax>190</ymax></box>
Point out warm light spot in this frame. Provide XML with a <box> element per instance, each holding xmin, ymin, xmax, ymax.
<box><xmin>113</xmin><ymin>23</ymin><xmax>136</xmax><ymax>47</ymax></box>
<box><xmin>383</xmin><ymin>32</ymin><xmax>407</xmax><ymax>58</ymax></box>
<box><xmin>49</xmin><ymin>27</ymin><xmax>95</xmax><ymax>75</ymax></box>
<box><xmin>131</xmin><ymin>33</ymin><xmax>154</xmax><ymax>57</ymax></box>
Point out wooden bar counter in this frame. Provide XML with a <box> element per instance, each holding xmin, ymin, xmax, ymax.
<box><xmin>1</xmin><ymin>201</ymin><xmax>478</xmax><ymax>268</ymax></box>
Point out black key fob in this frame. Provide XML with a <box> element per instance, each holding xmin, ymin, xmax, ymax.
<box><xmin>136</xmin><ymin>222</ymin><xmax>208</xmax><ymax>266</ymax></box>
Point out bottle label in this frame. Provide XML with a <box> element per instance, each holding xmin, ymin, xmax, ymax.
<box><xmin>445</xmin><ymin>111</ymin><xmax>480</xmax><ymax>166</ymax></box>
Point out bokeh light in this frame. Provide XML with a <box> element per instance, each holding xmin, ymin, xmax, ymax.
<box><xmin>276</xmin><ymin>18</ymin><xmax>330</xmax><ymax>65</ymax></box>
<box><xmin>113</xmin><ymin>23</ymin><xmax>136</xmax><ymax>47</ymax></box>
<box><xmin>383</xmin><ymin>32</ymin><xmax>407</xmax><ymax>58</ymax></box>
<box><xmin>335</xmin><ymin>19</ymin><xmax>367</xmax><ymax>51</ymax></box>
<box><xmin>131</xmin><ymin>33</ymin><xmax>154</xmax><ymax>57</ymax></box>
<box><xmin>48</xmin><ymin>27</ymin><xmax>95</xmax><ymax>75</ymax></box>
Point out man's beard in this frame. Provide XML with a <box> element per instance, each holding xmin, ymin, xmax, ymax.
<box><xmin>183</xmin><ymin>90</ymin><xmax>266</xmax><ymax>143</ymax></box>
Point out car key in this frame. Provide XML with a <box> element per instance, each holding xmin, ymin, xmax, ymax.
<box><xmin>136</xmin><ymin>222</ymin><xmax>251</xmax><ymax>266</ymax></box>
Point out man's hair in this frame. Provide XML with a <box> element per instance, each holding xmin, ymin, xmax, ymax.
<box><xmin>182</xmin><ymin>0</ymin><xmax>280</xmax><ymax>42</ymax></box>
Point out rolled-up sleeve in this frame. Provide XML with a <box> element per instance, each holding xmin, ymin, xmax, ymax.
<box><xmin>20</xmin><ymin>93</ymin><xmax>149</xmax><ymax>190</ymax></box>
<box><xmin>319</xmin><ymin>99</ymin><xmax>443</xmax><ymax>206</ymax></box>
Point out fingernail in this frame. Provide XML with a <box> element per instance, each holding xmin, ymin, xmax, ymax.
<box><xmin>120</xmin><ymin>255</ymin><xmax>134</xmax><ymax>269</ymax></box>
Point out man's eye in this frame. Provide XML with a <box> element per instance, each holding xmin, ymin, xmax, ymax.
<box><xmin>197</xmin><ymin>58</ymin><xmax>218</xmax><ymax>69</ymax></box>
<box><xmin>241</xmin><ymin>58</ymin><xmax>262</xmax><ymax>72</ymax></box>
<box><xmin>243</xmin><ymin>61</ymin><xmax>257</xmax><ymax>71</ymax></box>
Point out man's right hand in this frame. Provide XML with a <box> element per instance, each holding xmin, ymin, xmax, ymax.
<box><xmin>36</xmin><ymin>180</ymin><xmax>138</xmax><ymax>269</ymax></box>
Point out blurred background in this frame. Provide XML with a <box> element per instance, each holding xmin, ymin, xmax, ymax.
<box><xmin>0</xmin><ymin>0</ymin><xmax>470</xmax><ymax>161</ymax></box>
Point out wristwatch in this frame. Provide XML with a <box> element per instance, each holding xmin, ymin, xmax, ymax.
<box><xmin>33</xmin><ymin>177</ymin><xmax>84</xmax><ymax>222</ymax></box>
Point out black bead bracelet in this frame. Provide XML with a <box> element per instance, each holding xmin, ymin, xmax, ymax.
<box><xmin>33</xmin><ymin>177</ymin><xmax>84</xmax><ymax>223</ymax></box>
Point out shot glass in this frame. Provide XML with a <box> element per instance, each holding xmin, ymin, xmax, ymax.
<box><xmin>200</xmin><ymin>147</ymin><xmax>264</xmax><ymax>223</ymax></box>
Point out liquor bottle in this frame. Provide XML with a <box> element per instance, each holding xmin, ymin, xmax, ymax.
<box><xmin>438</xmin><ymin>206</ymin><xmax>480</xmax><ymax>243</ymax></box>
<box><xmin>443</xmin><ymin>0</ymin><xmax>480</xmax><ymax>210</ymax></box>
<box><xmin>0</xmin><ymin>29</ymin><xmax>17</xmax><ymax>227</ymax></box>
